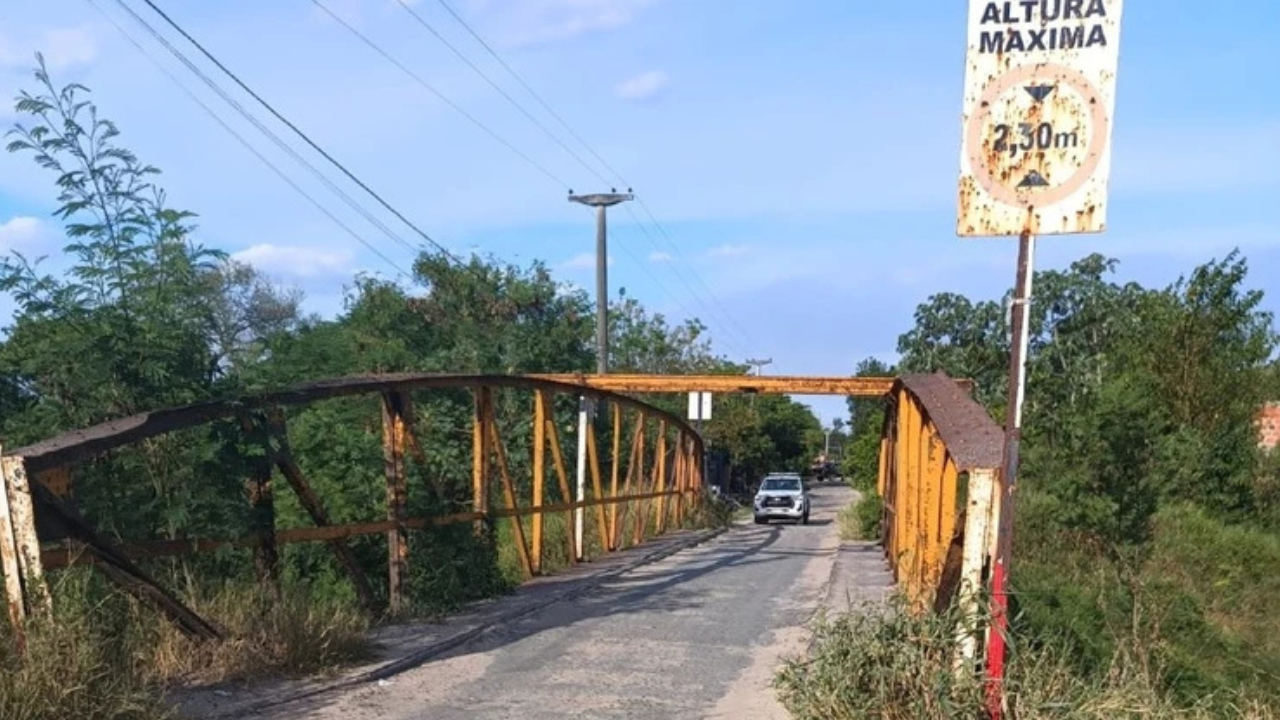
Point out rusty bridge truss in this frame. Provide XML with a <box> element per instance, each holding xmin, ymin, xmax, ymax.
<box><xmin>0</xmin><ymin>375</ymin><xmax>707</xmax><ymax>641</ymax></box>
<box><xmin>0</xmin><ymin>370</ymin><xmax>1003</xmax><ymax>665</ymax></box>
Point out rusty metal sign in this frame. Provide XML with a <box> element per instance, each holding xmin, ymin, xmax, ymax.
<box><xmin>957</xmin><ymin>0</ymin><xmax>1124</xmax><ymax>237</ymax></box>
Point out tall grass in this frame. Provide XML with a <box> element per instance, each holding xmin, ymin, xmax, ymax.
<box><xmin>0</xmin><ymin>568</ymin><xmax>369</xmax><ymax>720</ymax></box>
<box><xmin>776</xmin><ymin>594</ymin><xmax>1278</xmax><ymax>720</ymax></box>
<box><xmin>837</xmin><ymin>491</ymin><xmax>883</xmax><ymax>541</ymax></box>
<box><xmin>139</xmin><ymin>580</ymin><xmax>369</xmax><ymax>685</ymax></box>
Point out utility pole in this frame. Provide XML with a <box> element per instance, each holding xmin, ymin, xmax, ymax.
<box><xmin>568</xmin><ymin>189</ymin><xmax>634</xmax><ymax>376</ymax></box>
<box><xmin>744</xmin><ymin>358</ymin><xmax>772</xmax><ymax>410</ymax></box>
<box><xmin>568</xmin><ymin>189</ymin><xmax>632</xmax><ymax>561</ymax></box>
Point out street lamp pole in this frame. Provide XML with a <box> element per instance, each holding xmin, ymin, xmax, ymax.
<box><xmin>568</xmin><ymin>189</ymin><xmax>633</xmax><ymax>561</ymax></box>
<box><xmin>568</xmin><ymin>189</ymin><xmax>634</xmax><ymax>376</ymax></box>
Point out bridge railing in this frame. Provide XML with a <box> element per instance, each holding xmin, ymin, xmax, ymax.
<box><xmin>877</xmin><ymin>373</ymin><xmax>1003</xmax><ymax>627</ymax></box>
<box><xmin>0</xmin><ymin>375</ymin><xmax>706</xmax><ymax>641</ymax></box>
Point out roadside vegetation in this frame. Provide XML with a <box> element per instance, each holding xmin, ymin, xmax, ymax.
<box><xmin>836</xmin><ymin>490</ymin><xmax>883</xmax><ymax>542</ymax></box>
<box><xmin>0</xmin><ymin>61</ymin><xmax>824</xmax><ymax>717</ymax></box>
<box><xmin>782</xmin><ymin>252</ymin><xmax>1280</xmax><ymax>716</ymax></box>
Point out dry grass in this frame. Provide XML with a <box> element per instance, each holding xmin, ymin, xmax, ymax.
<box><xmin>139</xmin><ymin>581</ymin><xmax>370</xmax><ymax>685</ymax></box>
<box><xmin>837</xmin><ymin>491</ymin><xmax>883</xmax><ymax>542</ymax></box>
<box><xmin>0</xmin><ymin>573</ymin><xmax>168</xmax><ymax>720</ymax></box>
<box><xmin>776</xmin><ymin>594</ymin><xmax>1278</xmax><ymax>720</ymax></box>
<box><xmin>0</xmin><ymin>569</ymin><xmax>370</xmax><ymax>720</ymax></box>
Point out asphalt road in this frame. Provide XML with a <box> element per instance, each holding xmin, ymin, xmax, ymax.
<box><xmin>290</xmin><ymin>484</ymin><xmax>853</xmax><ymax>720</ymax></box>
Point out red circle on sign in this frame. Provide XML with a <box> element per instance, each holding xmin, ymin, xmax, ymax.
<box><xmin>966</xmin><ymin>63</ymin><xmax>1109</xmax><ymax>209</ymax></box>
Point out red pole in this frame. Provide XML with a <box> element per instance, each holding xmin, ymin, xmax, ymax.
<box><xmin>986</xmin><ymin>229</ymin><xmax>1036</xmax><ymax>719</ymax></box>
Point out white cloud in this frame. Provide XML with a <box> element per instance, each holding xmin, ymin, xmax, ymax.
<box><xmin>615</xmin><ymin>70</ymin><xmax>668</xmax><ymax>101</ymax></box>
<box><xmin>707</xmin><ymin>244</ymin><xmax>750</xmax><ymax>258</ymax></box>
<box><xmin>482</xmin><ymin>0</ymin><xmax>662</xmax><ymax>47</ymax></box>
<box><xmin>0</xmin><ymin>25</ymin><xmax>98</xmax><ymax>71</ymax></box>
<box><xmin>648</xmin><ymin>251</ymin><xmax>672</xmax><ymax>262</ymax></box>
<box><xmin>41</xmin><ymin>27</ymin><xmax>97</xmax><ymax>70</ymax></box>
<box><xmin>0</xmin><ymin>216</ymin><xmax>51</xmax><ymax>253</ymax></box>
<box><xmin>560</xmin><ymin>252</ymin><xmax>613</xmax><ymax>270</ymax></box>
<box><xmin>231</xmin><ymin>243</ymin><xmax>355</xmax><ymax>279</ymax></box>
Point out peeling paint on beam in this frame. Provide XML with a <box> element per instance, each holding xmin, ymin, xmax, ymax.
<box><xmin>533</xmin><ymin>374</ymin><xmax>904</xmax><ymax>396</ymax></box>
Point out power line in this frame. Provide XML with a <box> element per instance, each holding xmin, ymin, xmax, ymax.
<box><xmin>108</xmin><ymin>0</ymin><xmax>417</xmax><ymax>258</ymax></box>
<box><xmin>431</xmin><ymin>0</ymin><xmax>629</xmax><ymax>185</ymax></box>
<box><xmin>429</xmin><ymin>0</ymin><xmax>759</xmax><ymax>355</ymax></box>
<box><xmin>312</xmin><ymin>0</ymin><xmax>752</xmax><ymax>357</ymax></box>
<box><xmin>309</xmin><ymin>0</ymin><xmax>570</xmax><ymax>190</ymax></box>
<box><xmin>618</xmin><ymin>203</ymin><xmax>757</xmax><ymax>351</ymax></box>
<box><xmin>392</xmin><ymin>0</ymin><xmax>613</xmax><ymax>188</ymax></box>
<box><xmin>132</xmin><ymin>0</ymin><xmax>463</xmax><ymax>265</ymax></box>
<box><xmin>606</xmin><ymin>223</ymin><xmax>751</xmax><ymax>361</ymax></box>
<box><xmin>88</xmin><ymin>0</ymin><xmax>414</xmax><ymax>279</ymax></box>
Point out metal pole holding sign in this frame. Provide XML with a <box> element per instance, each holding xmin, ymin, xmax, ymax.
<box><xmin>688</xmin><ymin>392</ymin><xmax>712</xmax><ymax>490</ymax></box>
<box><xmin>957</xmin><ymin>0</ymin><xmax>1123</xmax><ymax>716</ymax></box>
<box><xmin>987</xmin><ymin>229</ymin><xmax>1035</xmax><ymax>713</ymax></box>
<box><xmin>574</xmin><ymin>397</ymin><xmax>591</xmax><ymax>561</ymax></box>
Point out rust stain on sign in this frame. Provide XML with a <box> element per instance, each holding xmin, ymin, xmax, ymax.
<box><xmin>957</xmin><ymin>0</ymin><xmax>1124</xmax><ymax>237</ymax></box>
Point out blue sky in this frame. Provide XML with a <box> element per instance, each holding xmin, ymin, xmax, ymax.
<box><xmin>1</xmin><ymin>0</ymin><xmax>1277</xmax><ymax>424</ymax></box>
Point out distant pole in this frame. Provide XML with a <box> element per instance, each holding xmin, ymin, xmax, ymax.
<box><xmin>745</xmin><ymin>358</ymin><xmax>773</xmax><ymax>376</ymax></box>
<box><xmin>744</xmin><ymin>358</ymin><xmax>771</xmax><ymax>409</ymax></box>
<box><xmin>568</xmin><ymin>189</ymin><xmax>634</xmax><ymax>376</ymax></box>
<box><xmin>987</xmin><ymin>229</ymin><xmax>1036</xmax><ymax>716</ymax></box>
<box><xmin>568</xmin><ymin>190</ymin><xmax>632</xmax><ymax>561</ymax></box>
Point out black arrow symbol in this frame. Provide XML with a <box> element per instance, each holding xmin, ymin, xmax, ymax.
<box><xmin>1024</xmin><ymin>84</ymin><xmax>1055</xmax><ymax>102</ymax></box>
<box><xmin>1018</xmin><ymin>170</ymin><xmax>1050</xmax><ymax>188</ymax></box>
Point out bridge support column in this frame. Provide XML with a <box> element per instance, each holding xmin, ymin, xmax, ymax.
<box><xmin>381</xmin><ymin>392</ymin><xmax>410</xmax><ymax>615</ymax></box>
<box><xmin>0</xmin><ymin>452</ymin><xmax>50</xmax><ymax>652</ymax></box>
<box><xmin>472</xmin><ymin>388</ymin><xmax>492</xmax><ymax>536</ymax></box>
<box><xmin>532</xmin><ymin>392</ymin><xmax>547</xmax><ymax>574</ymax></box>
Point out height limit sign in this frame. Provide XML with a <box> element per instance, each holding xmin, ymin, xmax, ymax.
<box><xmin>957</xmin><ymin>0</ymin><xmax>1124</xmax><ymax>237</ymax></box>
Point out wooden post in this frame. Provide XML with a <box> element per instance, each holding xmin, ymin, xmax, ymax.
<box><xmin>473</xmin><ymin>387</ymin><xmax>492</xmax><ymax>535</ymax></box>
<box><xmin>532</xmin><ymin>392</ymin><xmax>548</xmax><ymax>574</ymax></box>
<box><xmin>381</xmin><ymin>392</ymin><xmax>410</xmax><ymax>615</ymax></box>
<box><xmin>265</xmin><ymin>409</ymin><xmax>378</xmax><ymax>613</ymax></box>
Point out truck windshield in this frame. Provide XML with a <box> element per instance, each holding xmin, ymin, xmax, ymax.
<box><xmin>761</xmin><ymin>477</ymin><xmax>800</xmax><ymax>492</ymax></box>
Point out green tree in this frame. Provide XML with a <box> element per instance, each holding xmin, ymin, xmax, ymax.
<box><xmin>1</xmin><ymin>56</ymin><xmax>226</xmax><ymax>440</ymax></box>
<box><xmin>842</xmin><ymin>357</ymin><xmax>893</xmax><ymax>488</ymax></box>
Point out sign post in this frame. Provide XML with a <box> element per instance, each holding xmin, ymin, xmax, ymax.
<box><xmin>957</xmin><ymin>2</ymin><xmax>1124</xmax><ymax>716</ymax></box>
<box><xmin>687</xmin><ymin>392</ymin><xmax>712</xmax><ymax>489</ymax></box>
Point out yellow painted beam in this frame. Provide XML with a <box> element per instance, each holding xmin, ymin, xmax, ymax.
<box><xmin>533</xmin><ymin>374</ymin><xmax>898</xmax><ymax>396</ymax></box>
